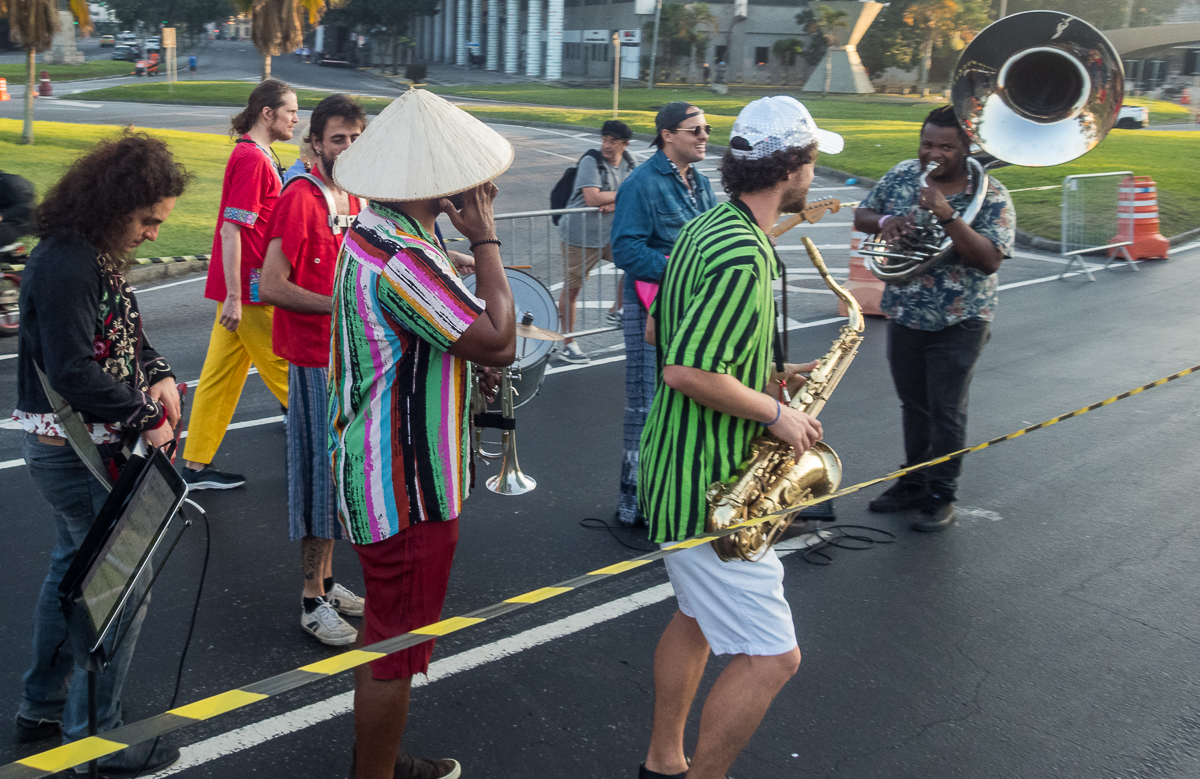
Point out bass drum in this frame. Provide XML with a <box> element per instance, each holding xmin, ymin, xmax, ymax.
<box><xmin>464</xmin><ymin>268</ymin><xmax>556</xmax><ymax>409</ymax></box>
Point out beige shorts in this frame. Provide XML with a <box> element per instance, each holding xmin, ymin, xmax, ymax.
<box><xmin>560</xmin><ymin>243</ymin><xmax>612</xmax><ymax>291</ymax></box>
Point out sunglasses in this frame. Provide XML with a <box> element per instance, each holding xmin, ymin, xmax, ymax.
<box><xmin>670</xmin><ymin>124</ymin><xmax>712</xmax><ymax>137</ymax></box>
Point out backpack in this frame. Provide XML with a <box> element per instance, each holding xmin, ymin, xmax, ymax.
<box><xmin>549</xmin><ymin>149</ymin><xmax>604</xmax><ymax>225</ymax></box>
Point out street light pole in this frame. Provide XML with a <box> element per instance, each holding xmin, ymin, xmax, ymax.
<box><xmin>998</xmin><ymin>0</ymin><xmax>1007</xmax><ymax>18</ymax></box>
<box><xmin>648</xmin><ymin>0</ymin><xmax>662</xmax><ymax>89</ymax></box>
<box><xmin>613</xmin><ymin>32</ymin><xmax>621</xmax><ymax>117</ymax></box>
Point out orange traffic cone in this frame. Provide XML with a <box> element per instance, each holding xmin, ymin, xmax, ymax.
<box><xmin>37</xmin><ymin>70</ymin><xmax>51</xmax><ymax>97</ymax></box>
<box><xmin>1111</xmin><ymin>176</ymin><xmax>1170</xmax><ymax>261</ymax></box>
<box><xmin>839</xmin><ymin>231</ymin><xmax>886</xmax><ymax>317</ymax></box>
<box><xmin>0</xmin><ymin>78</ymin><xmax>9</xmax><ymax>101</ymax></box>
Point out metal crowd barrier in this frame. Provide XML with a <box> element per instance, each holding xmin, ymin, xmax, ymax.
<box><xmin>487</xmin><ymin>206</ymin><xmax>623</xmax><ymax>342</ymax></box>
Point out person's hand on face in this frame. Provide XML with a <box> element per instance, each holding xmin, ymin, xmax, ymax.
<box><xmin>439</xmin><ymin>183</ymin><xmax>500</xmax><ymax>245</ymax></box>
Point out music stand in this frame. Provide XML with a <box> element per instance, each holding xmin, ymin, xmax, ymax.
<box><xmin>57</xmin><ymin>446</ymin><xmax>190</xmax><ymax>779</ymax></box>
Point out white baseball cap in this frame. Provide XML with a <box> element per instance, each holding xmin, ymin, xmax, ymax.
<box><xmin>729</xmin><ymin>95</ymin><xmax>844</xmax><ymax>159</ymax></box>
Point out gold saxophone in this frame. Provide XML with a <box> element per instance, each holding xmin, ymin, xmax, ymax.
<box><xmin>706</xmin><ymin>236</ymin><xmax>865</xmax><ymax>562</ymax></box>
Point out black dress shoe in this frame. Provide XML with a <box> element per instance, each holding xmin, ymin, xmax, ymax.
<box><xmin>15</xmin><ymin>715</ymin><xmax>60</xmax><ymax>742</ymax></box>
<box><xmin>868</xmin><ymin>481</ymin><xmax>927</xmax><ymax>512</ymax></box>
<box><xmin>911</xmin><ymin>496</ymin><xmax>955</xmax><ymax>532</ymax></box>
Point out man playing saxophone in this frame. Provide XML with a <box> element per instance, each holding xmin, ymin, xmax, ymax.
<box><xmin>854</xmin><ymin>105</ymin><xmax>1015</xmax><ymax>532</ymax></box>
<box><xmin>636</xmin><ymin>97</ymin><xmax>842</xmax><ymax>779</ymax></box>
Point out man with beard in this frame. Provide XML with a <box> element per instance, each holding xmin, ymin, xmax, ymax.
<box><xmin>637</xmin><ymin>97</ymin><xmax>841</xmax><ymax>779</ymax></box>
<box><xmin>259</xmin><ymin>94</ymin><xmax>367</xmax><ymax>646</ymax></box>
<box><xmin>182</xmin><ymin>79</ymin><xmax>298</xmax><ymax>490</ymax></box>
<box><xmin>610</xmin><ymin>102</ymin><xmax>717</xmax><ymax>527</ymax></box>
<box><xmin>854</xmin><ymin>105</ymin><xmax>1014</xmax><ymax>532</ymax></box>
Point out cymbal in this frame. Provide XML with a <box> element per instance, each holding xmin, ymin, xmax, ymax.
<box><xmin>516</xmin><ymin>322</ymin><xmax>564</xmax><ymax>342</ymax></box>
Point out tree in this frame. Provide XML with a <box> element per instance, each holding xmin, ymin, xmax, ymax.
<box><xmin>772</xmin><ymin>37</ymin><xmax>803</xmax><ymax>84</ymax></box>
<box><xmin>903</xmin><ymin>0</ymin><xmax>989</xmax><ymax>97</ymax></box>
<box><xmin>642</xmin><ymin>3</ymin><xmax>716</xmax><ymax>82</ymax></box>
<box><xmin>857</xmin><ymin>0</ymin><xmax>921</xmax><ymax>77</ymax></box>
<box><xmin>242</xmin><ymin>0</ymin><xmax>340</xmax><ymax>81</ymax></box>
<box><xmin>2</xmin><ymin>0</ymin><xmax>92</xmax><ymax>144</ymax></box>
<box><xmin>797</xmin><ymin>4</ymin><xmax>848</xmax><ymax>95</ymax></box>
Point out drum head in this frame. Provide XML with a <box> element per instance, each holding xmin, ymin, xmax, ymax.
<box><xmin>464</xmin><ymin>268</ymin><xmax>558</xmax><ymax>371</ymax></box>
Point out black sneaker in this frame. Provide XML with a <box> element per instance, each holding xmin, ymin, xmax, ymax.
<box><xmin>912</xmin><ymin>495</ymin><xmax>955</xmax><ymax>532</ymax></box>
<box><xmin>640</xmin><ymin>764</ymin><xmax>687</xmax><ymax>779</ymax></box>
<box><xmin>15</xmin><ymin>714</ymin><xmax>60</xmax><ymax>742</ymax></box>
<box><xmin>181</xmin><ymin>465</ymin><xmax>245</xmax><ymax>490</ymax></box>
<box><xmin>868</xmin><ymin>481</ymin><xmax>927</xmax><ymax>513</ymax></box>
<box><xmin>73</xmin><ymin>741</ymin><xmax>180</xmax><ymax>777</ymax></box>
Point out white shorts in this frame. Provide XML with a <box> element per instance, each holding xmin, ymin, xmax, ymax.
<box><xmin>661</xmin><ymin>540</ymin><xmax>797</xmax><ymax>657</ymax></box>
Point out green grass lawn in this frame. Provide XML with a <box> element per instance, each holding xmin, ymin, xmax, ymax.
<box><xmin>0</xmin><ymin>60</ymin><xmax>134</xmax><ymax>82</ymax></box>
<box><xmin>1124</xmin><ymin>97</ymin><xmax>1193</xmax><ymax>125</ymax></box>
<box><xmin>0</xmin><ymin>118</ymin><xmax>297</xmax><ymax>258</ymax></box>
<box><xmin>73</xmin><ymin>80</ymin><xmax>397</xmax><ymax>112</ymax></box>
<box><xmin>66</xmin><ymin>80</ymin><xmax>1200</xmax><ymax>240</ymax></box>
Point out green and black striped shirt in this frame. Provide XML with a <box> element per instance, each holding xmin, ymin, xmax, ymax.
<box><xmin>638</xmin><ymin>200</ymin><xmax>779</xmax><ymax>543</ymax></box>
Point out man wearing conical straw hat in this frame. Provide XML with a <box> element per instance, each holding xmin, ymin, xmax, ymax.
<box><xmin>329</xmin><ymin>89</ymin><xmax>516</xmax><ymax>779</ymax></box>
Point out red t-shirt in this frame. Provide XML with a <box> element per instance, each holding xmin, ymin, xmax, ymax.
<box><xmin>268</xmin><ymin>167</ymin><xmax>362</xmax><ymax>368</ymax></box>
<box><xmin>205</xmin><ymin>136</ymin><xmax>282</xmax><ymax>304</ymax></box>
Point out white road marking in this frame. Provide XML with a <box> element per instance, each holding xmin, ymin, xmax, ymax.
<box><xmin>135</xmin><ymin>276</ymin><xmax>207</xmax><ymax>293</ymax></box>
<box><xmin>145</xmin><ymin>533</ymin><xmax>830</xmax><ymax>776</ymax></box>
<box><xmin>956</xmin><ymin>506</ymin><xmax>1003</xmax><ymax>522</ymax></box>
<box><xmin>1170</xmin><ymin>240</ymin><xmax>1200</xmax><ymax>255</ymax></box>
<box><xmin>776</xmin><ymin>244</ymin><xmax>851</xmax><ymax>251</ymax></box>
<box><xmin>533</xmin><ymin>149</ymin><xmax>576</xmax><ymax>161</ymax></box>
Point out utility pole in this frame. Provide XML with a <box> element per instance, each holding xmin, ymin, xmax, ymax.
<box><xmin>648</xmin><ymin>0</ymin><xmax>662</xmax><ymax>89</ymax></box>
<box><xmin>1124</xmin><ymin>0</ymin><xmax>1134</xmax><ymax>27</ymax></box>
<box><xmin>998</xmin><ymin>0</ymin><xmax>1007</xmax><ymax>18</ymax></box>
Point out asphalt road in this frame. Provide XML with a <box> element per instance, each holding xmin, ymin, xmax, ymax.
<box><xmin>1</xmin><ymin>120</ymin><xmax>1199</xmax><ymax>779</ymax></box>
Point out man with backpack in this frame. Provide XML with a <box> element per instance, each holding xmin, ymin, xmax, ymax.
<box><xmin>552</xmin><ymin>119</ymin><xmax>635</xmax><ymax>364</ymax></box>
<box><xmin>258</xmin><ymin>94</ymin><xmax>368</xmax><ymax>646</ymax></box>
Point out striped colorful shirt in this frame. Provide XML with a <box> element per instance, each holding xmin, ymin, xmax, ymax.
<box><xmin>638</xmin><ymin>200</ymin><xmax>780</xmax><ymax>543</ymax></box>
<box><xmin>328</xmin><ymin>203</ymin><xmax>484</xmax><ymax>545</ymax></box>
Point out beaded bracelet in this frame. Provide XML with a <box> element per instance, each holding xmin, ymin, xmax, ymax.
<box><xmin>470</xmin><ymin>238</ymin><xmax>502</xmax><ymax>251</ymax></box>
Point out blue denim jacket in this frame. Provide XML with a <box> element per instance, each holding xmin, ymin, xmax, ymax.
<box><xmin>610</xmin><ymin>149</ymin><xmax>717</xmax><ymax>283</ymax></box>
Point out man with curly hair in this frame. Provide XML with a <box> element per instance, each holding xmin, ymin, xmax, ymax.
<box><xmin>13</xmin><ymin>132</ymin><xmax>188</xmax><ymax>775</ymax></box>
<box><xmin>636</xmin><ymin>96</ymin><xmax>841</xmax><ymax>779</ymax></box>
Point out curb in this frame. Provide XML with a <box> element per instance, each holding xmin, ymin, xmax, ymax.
<box><xmin>1016</xmin><ymin>225</ymin><xmax>1199</xmax><ymax>254</ymax></box>
<box><xmin>2</xmin><ymin>256</ymin><xmax>208</xmax><ymax>285</ymax></box>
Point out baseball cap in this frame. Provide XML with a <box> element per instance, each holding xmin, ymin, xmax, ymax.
<box><xmin>729</xmin><ymin>96</ymin><xmax>844</xmax><ymax>158</ymax></box>
<box><xmin>653</xmin><ymin>101</ymin><xmax>702</xmax><ymax>147</ymax></box>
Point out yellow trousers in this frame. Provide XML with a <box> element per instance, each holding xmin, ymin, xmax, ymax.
<box><xmin>183</xmin><ymin>304</ymin><xmax>289</xmax><ymax>465</ymax></box>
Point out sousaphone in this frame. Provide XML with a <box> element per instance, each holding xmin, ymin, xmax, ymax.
<box><xmin>862</xmin><ymin>11</ymin><xmax>1124</xmax><ymax>283</ymax></box>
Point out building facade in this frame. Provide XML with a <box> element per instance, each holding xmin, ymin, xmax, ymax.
<box><xmin>408</xmin><ymin>0</ymin><xmax>816</xmax><ymax>83</ymax></box>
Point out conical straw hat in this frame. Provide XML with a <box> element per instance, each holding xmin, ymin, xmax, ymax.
<box><xmin>333</xmin><ymin>89</ymin><xmax>514</xmax><ymax>202</ymax></box>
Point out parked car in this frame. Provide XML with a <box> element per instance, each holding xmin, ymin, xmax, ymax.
<box><xmin>1116</xmin><ymin>105</ymin><xmax>1150</xmax><ymax>129</ymax></box>
<box><xmin>99</xmin><ymin>34</ymin><xmax>116</xmax><ymax>47</ymax></box>
<box><xmin>112</xmin><ymin>44</ymin><xmax>139</xmax><ymax>62</ymax></box>
<box><xmin>117</xmin><ymin>31</ymin><xmax>136</xmax><ymax>42</ymax></box>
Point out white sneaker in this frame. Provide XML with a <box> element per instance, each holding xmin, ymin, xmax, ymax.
<box><xmin>560</xmin><ymin>342</ymin><xmax>590</xmax><ymax>364</ymax></box>
<box><xmin>301</xmin><ymin>598</ymin><xmax>357</xmax><ymax>646</ymax></box>
<box><xmin>326</xmin><ymin>582</ymin><xmax>365</xmax><ymax>617</ymax></box>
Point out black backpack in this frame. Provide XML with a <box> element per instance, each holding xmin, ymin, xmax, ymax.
<box><xmin>549</xmin><ymin>149</ymin><xmax>604</xmax><ymax>225</ymax></box>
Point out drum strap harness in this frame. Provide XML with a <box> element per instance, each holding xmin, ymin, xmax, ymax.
<box><xmin>281</xmin><ymin>172</ymin><xmax>367</xmax><ymax>235</ymax></box>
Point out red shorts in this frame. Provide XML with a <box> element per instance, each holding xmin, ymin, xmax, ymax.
<box><xmin>352</xmin><ymin>519</ymin><xmax>459</xmax><ymax>680</ymax></box>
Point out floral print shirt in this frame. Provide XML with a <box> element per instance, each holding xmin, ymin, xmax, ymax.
<box><xmin>861</xmin><ymin>159</ymin><xmax>1015</xmax><ymax>331</ymax></box>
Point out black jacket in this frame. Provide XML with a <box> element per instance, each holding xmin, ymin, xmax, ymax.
<box><xmin>0</xmin><ymin>171</ymin><xmax>35</xmax><ymax>246</ymax></box>
<box><xmin>16</xmin><ymin>234</ymin><xmax>173</xmax><ymax>433</ymax></box>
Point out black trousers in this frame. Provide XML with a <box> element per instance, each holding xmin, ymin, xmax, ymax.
<box><xmin>887</xmin><ymin>318</ymin><xmax>991</xmax><ymax>502</ymax></box>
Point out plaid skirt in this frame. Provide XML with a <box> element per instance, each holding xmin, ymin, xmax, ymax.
<box><xmin>287</xmin><ymin>364</ymin><xmax>343</xmax><ymax>541</ymax></box>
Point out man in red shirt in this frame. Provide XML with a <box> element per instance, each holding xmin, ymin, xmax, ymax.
<box><xmin>182</xmin><ymin>79</ymin><xmax>298</xmax><ymax>489</ymax></box>
<box><xmin>260</xmin><ymin>94</ymin><xmax>367</xmax><ymax>646</ymax></box>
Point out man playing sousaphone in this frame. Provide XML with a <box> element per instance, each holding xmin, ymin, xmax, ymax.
<box><xmin>328</xmin><ymin>89</ymin><xmax>515</xmax><ymax>779</ymax></box>
<box><xmin>636</xmin><ymin>96</ymin><xmax>841</xmax><ymax>779</ymax></box>
<box><xmin>854</xmin><ymin>105</ymin><xmax>1015</xmax><ymax>532</ymax></box>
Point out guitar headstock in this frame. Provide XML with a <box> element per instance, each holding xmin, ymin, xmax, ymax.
<box><xmin>800</xmin><ymin>198</ymin><xmax>841</xmax><ymax>225</ymax></box>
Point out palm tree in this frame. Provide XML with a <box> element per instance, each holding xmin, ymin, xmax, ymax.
<box><xmin>772</xmin><ymin>37</ymin><xmax>803</xmax><ymax>85</ymax></box>
<box><xmin>2</xmin><ymin>0</ymin><xmax>92</xmax><ymax>144</ymax></box>
<box><xmin>677</xmin><ymin>3</ymin><xmax>717</xmax><ymax>83</ymax></box>
<box><xmin>798</xmin><ymin>4</ymin><xmax>848</xmax><ymax>95</ymax></box>
<box><xmin>240</xmin><ymin>0</ymin><xmax>337</xmax><ymax>82</ymax></box>
<box><xmin>903</xmin><ymin>0</ymin><xmax>989</xmax><ymax>97</ymax></box>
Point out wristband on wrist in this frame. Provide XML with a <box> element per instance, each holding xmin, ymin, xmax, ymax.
<box><xmin>765</xmin><ymin>399</ymin><xmax>782</xmax><ymax>427</ymax></box>
<box><xmin>938</xmin><ymin>210</ymin><xmax>960</xmax><ymax>226</ymax></box>
<box><xmin>470</xmin><ymin>238</ymin><xmax>502</xmax><ymax>251</ymax></box>
<box><xmin>877</xmin><ymin>214</ymin><xmax>891</xmax><ymax>230</ymax></box>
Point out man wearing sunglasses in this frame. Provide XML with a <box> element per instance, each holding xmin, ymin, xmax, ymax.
<box><xmin>610</xmin><ymin>102</ymin><xmax>718</xmax><ymax>528</ymax></box>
